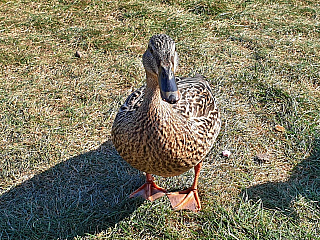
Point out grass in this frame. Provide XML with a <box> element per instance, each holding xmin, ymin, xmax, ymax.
<box><xmin>0</xmin><ymin>0</ymin><xmax>319</xmax><ymax>239</ymax></box>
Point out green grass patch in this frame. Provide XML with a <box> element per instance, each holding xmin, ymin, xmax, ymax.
<box><xmin>0</xmin><ymin>0</ymin><xmax>319</xmax><ymax>239</ymax></box>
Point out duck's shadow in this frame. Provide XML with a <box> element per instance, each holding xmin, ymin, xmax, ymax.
<box><xmin>243</xmin><ymin>138</ymin><xmax>320</xmax><ymax>217</ymax></box>
<box><xmin>0</xmin><ymin>140</ymin><xmax>144</xmax><ymax>239</ymax></box>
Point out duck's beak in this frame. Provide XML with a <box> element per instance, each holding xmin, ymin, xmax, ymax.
<box><xmin>158</xmin><ymin>65</ymin><xmax>180</xmax><ymax>104</ymax></box>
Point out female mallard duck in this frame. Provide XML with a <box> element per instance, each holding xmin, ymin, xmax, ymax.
<box><xmin>112</xmin><ymin>34</ymin><xmax>221</xmax><ymax>212</ymax></box>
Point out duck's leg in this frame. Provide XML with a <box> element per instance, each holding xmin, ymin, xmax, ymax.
<box><xmin>130</xmin><ymin>173</ymin><xmax>167</xmax><ymax>201</ymax></box>
<box><xmin>167</xmin><ymin>161</ymin><xmax>202</xmax><ymax>212</ymax></box>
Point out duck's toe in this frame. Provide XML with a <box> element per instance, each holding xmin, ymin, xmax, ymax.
<box><xmin>167</xmin><ymin>188</ymin><xmax>201</xmax><ymax>212</ymax></box>
<box><xmin>130</xmin><ymin>174</ymin><xmax>167</xmax><ymax>201</ymax></box>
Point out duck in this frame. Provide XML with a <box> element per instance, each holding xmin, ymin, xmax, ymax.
<box><xmin>111</xmin><ymin>34</ymin><xmax>221</xmax><ymax>212</ymax></box>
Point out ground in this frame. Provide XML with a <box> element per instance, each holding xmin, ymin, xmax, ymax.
<box><xmin>0</xmin><ymin>0</ymin><xmax>319</xmax><ymax>239</ymax></box>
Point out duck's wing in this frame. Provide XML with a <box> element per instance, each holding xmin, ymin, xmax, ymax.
<box><xmin>116</xmin><ymin>85</ymin><xmax>146</xmax><ymax>117</ymax></box>
<box><xmin>174</xmin><ymin>75</ymin><xmax>219</xmax><ymax>120</ymax></box>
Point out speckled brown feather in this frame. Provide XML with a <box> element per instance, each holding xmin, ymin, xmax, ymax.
<box><xmin>112</xmin><ymin>75</ymin><xmax>221</xmax><ymax>177</ymax></box>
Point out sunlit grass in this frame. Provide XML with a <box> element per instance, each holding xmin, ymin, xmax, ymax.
<box><xmin>0</xmin><ymin>0</ymin><xmax>319</xmax><ymax>239</ymax></box>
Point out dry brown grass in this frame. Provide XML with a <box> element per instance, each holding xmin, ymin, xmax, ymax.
<box><xmin>0</xmin><ymin>0</ymin><xmax>319</xmax><ymax>239</ymax></box>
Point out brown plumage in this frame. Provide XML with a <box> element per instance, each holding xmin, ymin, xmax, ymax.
<box><xmin>111</xmin><ymin>34</ymin><xmax>221</xmax><ymax>211</ymax></box>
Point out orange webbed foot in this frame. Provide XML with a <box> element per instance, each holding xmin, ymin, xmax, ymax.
<box><xmin>167</xmin><ymin>188</ymin><xmax>201</xmax><ymax>212</ymax></box>
<box><xmin>130</xmin><ymin>174</ymin><xmax>166</xmax><ymax>201</ymax></box>
<box><xmin>167</xmin><ymin>161</ymin><xmax>203</xmax><ymax>212</ymax></box>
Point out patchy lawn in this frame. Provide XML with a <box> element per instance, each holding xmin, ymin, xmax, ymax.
<box><xmin>0</xmin><ymin>0</ymin><xmax>319</xmax><ymax>239</ymax></box>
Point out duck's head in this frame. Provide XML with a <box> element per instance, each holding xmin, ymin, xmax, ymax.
<box><xmin>142</xmin><ymin>34</ymin><xmax>180</xmax><ymax>104</ymax></box>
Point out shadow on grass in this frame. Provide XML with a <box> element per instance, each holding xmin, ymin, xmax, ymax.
<box><xmin>243</xmin><ymin>138</ymin><xmax>320</xmax><ymax>215</ymax></box>
<box><xmin>0</xmin><ymin>140</ymin><xmax>144</xmax><ymax>240</ymax></box>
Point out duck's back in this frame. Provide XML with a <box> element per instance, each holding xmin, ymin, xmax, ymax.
<box><xmin>112</xmin><ymin>75</ymin><xmax>221</xmax><ymax>177</ymax></box>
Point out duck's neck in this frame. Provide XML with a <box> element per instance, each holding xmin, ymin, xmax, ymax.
<box><xmin>142</xmin><ymin>73</ymin><xmax>172</xmax><ymax>117</ymax></box>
